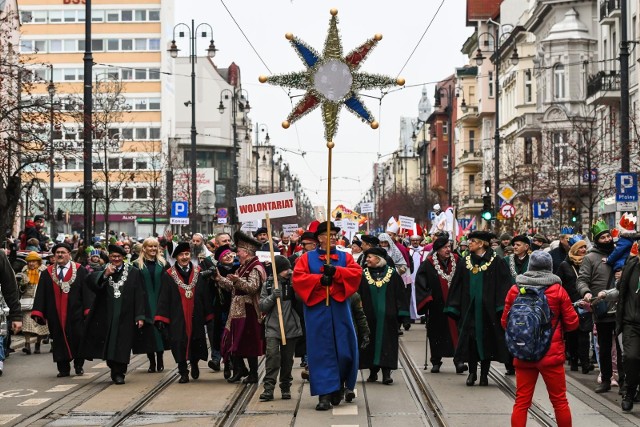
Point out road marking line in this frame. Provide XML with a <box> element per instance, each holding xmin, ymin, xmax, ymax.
<box><xmin>0</xmin><ymin>415</ymin><xmax>20</xmax><ymax>425</ymax></box>
<box><xmin>332</xmin><ymin>405</ymin><xmax>358</xmax><ymax>416</ymax></box>
<box><xmin>46</xmin><ymin>384</ymin><xmax>77</xmax><ymax>392</ymax></box>
<box><xmin>72</xmin><ymin>372</ymin><xmax>98</xmax><ymax>379</ymax></box>
<box><xmin>92</xmin><ymin>362</ymin><xmax>108</xmax><ymax>369</ymax></box>
<box><xmin>18</xmin><ymin>398</ymin><xmax>51</xmax><ymax>407</ymax></box>
<box><xmin>331</xmin><ymin>425</ymin><xmax>359</xmax><ymax>427</ymax></box>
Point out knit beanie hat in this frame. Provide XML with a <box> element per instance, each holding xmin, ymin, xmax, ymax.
<box><xmin>528</xmin><ymin>250</ymin><xmax>553</xmax><ymax>271</ymax></box>
<box><xmin>274</xmin><ymin>255</ymin><xmax>291</xmax><ymax>274</ymax></box>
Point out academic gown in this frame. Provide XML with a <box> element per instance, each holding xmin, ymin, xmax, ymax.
<box><xmin>155</xmin><ymin>264</ymin><xmax>214</xmax><ymax>363</ymax></box>
<box><xmin>414</xmin><ymin>254</ymin><xmax>459</xmax><ymax>359</ymax></box>
<box><xmin>31</xmin><ymin>263</ymin><xmax>90</xmax><ymax>363</ymax></box>
<box><xmin>358</xmin><ymin>265</ymin><xmax>409</xmax><ymax>370</ymax></box>
<box><xmin>444</xmin><ymin>250</ymin><xmax>511</xmax><ymax>363</ymax></box>
<box><xmin>292</xmin><ymin>248</ymin><xmax>362</xmax><ymax>396</ymax></box>
<box><xmin>133</xmin><ymin>260</ymin><xmax>170</xmax><ymax>354</ymax></box>
<box><xmin>83</xmin><ymin>265</ymin><xmax>146</xmax><ymax>364</ymax></box>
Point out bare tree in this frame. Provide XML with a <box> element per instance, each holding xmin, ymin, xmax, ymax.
<box><xmin>133</xmin><ymin>141</ymin><xmax>168</xmax><ymax>236</ymax></box>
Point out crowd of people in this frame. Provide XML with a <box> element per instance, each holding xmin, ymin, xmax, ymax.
<box><xmin>1</xmin><ymin>209</ymin><xmax>640</xmax><ymax>425</ymax></box>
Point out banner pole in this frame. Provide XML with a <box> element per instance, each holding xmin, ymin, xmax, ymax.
<box><xmin>266</xmin><ymin>213</ymin><xmax>287</xmax><ymax>345</ymax></box>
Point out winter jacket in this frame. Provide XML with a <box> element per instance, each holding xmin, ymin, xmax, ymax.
<box><xmin>259</xmin><ymin>275</ymin><xmax>303</xmax><ymax>340</ymax></box>
<box><xmin>501</xmin><ymin>270</ymin><xmax>579</xmax><ymax>369</ymax></box>
<box><xmin>0</xmin><ymin>250</ymin><xmax>21</xmax><ymax>322</ymax></box>
<box><xmin>607</xmin><ymin>234</ymin><xmax>637</xmax><ymax>272</ymax></box>
<box><xmin>556</xmin><ymin>259</ymin><xmax>581</xmax><ymax>303</ymax></box>
<box><xmin>576</xmin><ymin>246</ymin><xmax>614</xmax><ymax>300</ymax></box>
<box><xmin>549</xmin><ymin>245</ymin><xmax>568</xmax><ymax>274</ymax></box>
<box><xmin>616</xmin><ymin>256</ymin><xmax>640</xmax><ymax>336</ymax></box>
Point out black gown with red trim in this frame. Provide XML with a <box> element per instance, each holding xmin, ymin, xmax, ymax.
<box><xmin>31</xmin><ymin>263</ymin><xmax>91</xmax><ymax>363</ymax></box>
<box><xmin>155</xmin><ymin>263</ymin><xmax>214</xmax><ymax>363</ymax></box>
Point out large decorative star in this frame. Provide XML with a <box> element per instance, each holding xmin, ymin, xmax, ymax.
<box><xmin>259</xmin><ymin>8</ymin><xmax>404</xmax><ymax>142</ymax></box>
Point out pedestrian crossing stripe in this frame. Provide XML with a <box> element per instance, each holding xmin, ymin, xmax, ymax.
<box><xmin>46</xmin><ymin>384</ymin><xmax>77</xmax><ymax>392</ymax></box>
<box><xmin>17</xmin><ymin>398</ymin><xmax>50</xmax><ymax>406</ymax></box>
<box><xmin>72</xmin><ymin>372</ymin><xmax>98</xmax><ymax>379</ymax></box>
<box><xmin>0</xmin><ymin>415</ymin><xmax>20</xmax><ymax>425</ymax></box>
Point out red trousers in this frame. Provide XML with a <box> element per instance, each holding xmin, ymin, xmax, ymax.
<box><xmin>511</xmin><ymin>363</ymin><xmax>572</xmax><ymax>427</ymax></box>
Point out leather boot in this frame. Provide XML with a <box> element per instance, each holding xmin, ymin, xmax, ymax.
<box><xmin>259</xmin><ymin>389</ymin><xmax>274</xmax><ymax>401</ymax></box>
<box><xmin>466</xmin><ymin>362</ymin><xmax>477</xmax><ymax>386</ymax></box>
<box><xmin>227</xmin><ymin>357</ymin><xmax>248</xmax><ymax>383</ymax></box>
<box><xmin>455</xmin><ymin>362</ymin><xmax>468</xmax><ymax>374</ymax></box>
<box><xmin>382</xmin><ymin>368</ymin><xmax>393</xmax><ymax>384</ymax></box>
<box><xmin>316</xmin><ymin>394</ymin><xmax>332</xmax><ymax>411</ymax></box>
<box><xmin>430</xmin><ymin>362</ymin><xmax>442</xmax><ymax>373</ymax></box>
<box><xmin>367</xmin><ymin>367</ymin><xmax>379</xmax><ymax>382</ymax></box>
<box><xmin>147</xmin><ymin>353</ymin><xmax>156</xmax><ymax>373</ymax></box>
<box><xmin>595</xmin><ymin>381</ymin><xmax>611</xmax><ymax>393</ymax></box>
<box><xmin>622</xmin><ymin>384</ymin><xmax>636</xmax><ymax>412</ymax></box>
<box><xmin>330</xmin><ymin>387</ymin><xmax>344</xmax><ymax>405</ymax></box>
<box><xmin>156</xmin><ymin>352</ymin><xmax>164</xmax><ymax>372</ymax></box>
<box><xmin>242</xmin><ymin>357</ymin><xmax>259</xmax><ymax>384</ymax></box>
<box><xmin>479</xmin><ymin>361</ymin><xmax>490</xmax><ymax>386</ymax></box>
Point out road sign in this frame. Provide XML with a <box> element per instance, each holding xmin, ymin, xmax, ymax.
<box><xmin>533</xmin><ymin>199</ymin><xmax>552</xmax><ymax>219</ymax></box>
<box><xmin>170</xmin><ymin>217</ymin><xmax>189</xmax><ymax>225</ymax></box>
<box><xmin>617</xmin><ymin>202</ymin><xmax>638</xmax><ymax>212</ymax></box>
<box><xmin>500</xmin><ymin>203</ymin><xmax>516</xmax><ymax>219</ymax></box>
<box><xmin>498</xmin><ymin>184</ymin><xmax>517</xmax><ymax>202</ymax></box>
<box><xmin>217</xmin><ymin>217</ymin><xmax>228</xmax><ymax>224</ymax></box>
<box><xmin>616</xmin><ymin>172</ymin><xmax>638</xmax><ymax>202</ymax></box>
<box><xmin>217</xmin><ymin>207</ymin><xmax>228</xmax><ymax>218</ymax></box>
<box><xmin>171</xmin><ymin>201</ymin><xmax>189</xmax><ymax>218</ymax></box>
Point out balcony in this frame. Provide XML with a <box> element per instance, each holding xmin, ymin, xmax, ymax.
<box><xmin>458</xmin><ymin>104</ymin><xmax>480</xmax><ymax>125</ymax></box>
<box><xmin>586</xmin><ymin>71</ymin><xmax>621</xmax><ymax>106</ymax></box>
<box><xmin>514</xmin><ymin>112</ymin><xmax>543</xmax><ymax>139</ymax></box>
<box><xmin>457</xmin><ymin>149</ymin><xmax>482</xmax><ymax>169</ymax></box>
<box><xmin>600</xmin><ymin>0</ymin><xmax>620</xmax><ymax>25</ymax></box>
<box><xmin>459</xmin><ymin>194</ymin><xmax>483</xmax><ymax>211</ymax></box>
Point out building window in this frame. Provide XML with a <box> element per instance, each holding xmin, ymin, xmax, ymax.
<box><xmin>524</xmin><ymin>137</ymin><xmax>533</xmax><ymax>164</ymax></box>
<box><xmin>149</xmin><ymin>127</ymin><xmax>161</xmax><ymax>139</ymax></box>
<box><xmin>149</xmin><ymin>10</ymin><xmax>160</xmax><ymax>21</ymax></box>
<box><xmin>108</xmin><ymin>158</ymin><xmax>119</xmax><ymax>169</ymax></box>
<box><xmin>122</xmin><ymin>158</ymin><xmax>134</xmax><ymax>169</ymax></box>
<box><xmin>110</xmin><ymin>188</ymin><xmax>120</xmax><ymax>199</ymax></box>
<box><xmin>136</xmin><ymin>188</ymin><xmax>148</xmax><ymax>199</ymax></box>
<box><xmin>135</xmin><ymin>128</ymin><xmax>148</xmax><ymax>140</ymax></box>
<box><xmin>469</xmin><ymin>130</ymin><xmax>475</xmax><ymax>152</ymax></box>
<box><xmin>488</xmin><ymin>71</ymin><xmax>494</xmax><ymax>98</ymax></box>
<box><xmin>121</xmin><ymin>10</ymin><xmax>133</xmax><ymax>22</ymax></box>
<box><xmin>121</xmin><ymin>128</ymin><xmax>134</xmax><ymax>140</ymax></box>
<box><xmin>442</xmin><ymin>121</ymin><xmax>448</xmax><ymax>135</ymax></box>
<box><xmin>553</xmin><ymin>64</ymin><xmax>565</xmax><ymax>99</ymax></box>
<box><xmin>122</xmin><ymin>188</ymin><xmax>134</xmax><ymax>199</ymax></box>
<box><xmin>524</xmin><ymin>69</ymin><xmax>532</xmax><ymax>103</ymax></box>
<box><xmin>552</xmin><ymin>132</ymin><xmax>568</xmax><ymax>167</ymax></box>
<box><xmin>64</xmin><ymin>189</ymin><xmax>76</xmax><ymax>200</ymax></box>
<box><xmin>136</xmin><ymin>160</ymin><xmax>148</xmax><ymax>170</ymax></box>
<box><xmin>469</xmin><ymin>174</ymin><xmax>476</xmax><ymax>196</ymax></box>
<box><xmin>53</xmin><ymin>188</ymin><xmax>63</xmax><ymax>199</ymax></box>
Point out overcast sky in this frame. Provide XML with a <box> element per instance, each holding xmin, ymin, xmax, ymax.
<box><xmin>176</xmin><ymin>0</ymin><xmax>470</xmax><ymax>212</ymax></box>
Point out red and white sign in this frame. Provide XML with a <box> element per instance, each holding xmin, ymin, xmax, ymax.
<box><xmin>236</xmin><ymin>191</ymin><xmax>297</xmax><ymax>222</ymax></box>
<box><xmin>500</xmin><ymin>203</ymin><xmax>516</xmax><ymax>219</ymax></box>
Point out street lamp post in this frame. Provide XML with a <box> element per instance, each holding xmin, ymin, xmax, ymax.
<box><xmin>83</xmin><ymin>0</ymin><xmax>93</xmax><ymax>242</ymax></box>
<box><xmin>474</xmin><ymin>26</ymin><xmax>519</xmax><ymax>219</ymax></box>
<box><xmin>218</xmin><ymin>89</ymin><xmax>251</xmax><ymax>223</ymax></box>
<box><xmin>434</xmin><ymin>84</ymin><xmax>455</xmax><ymax>206</ymax></box>
<box><xmin>168</xmin><ymin>20</ymin><xmax>217</xmax><ymax>233</ymax></box>
<box><xmin>254</xmin><ymin>123</ymin><xmax>269</xmax><ymax>194</ymax></box>
<box><xmin>47</xmin><ymin>65</ymin><xmax>56</xmax><ymax>236</ymax></box>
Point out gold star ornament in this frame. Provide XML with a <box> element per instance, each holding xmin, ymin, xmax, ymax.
<box><xmin>259</xmin><ymin>8</ymin><xmax>405</xmax><ymax>142</ymax></box>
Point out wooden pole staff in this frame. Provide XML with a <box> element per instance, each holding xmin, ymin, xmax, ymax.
<box><xmin>325</xmin><ymin>140</ymin><xmax>334</xmax><ymax>306</ymax></box>
<box><xmin>265</xmin><ymin>213</ymin><xmax>286</xmax><ymax>345</ymax></box>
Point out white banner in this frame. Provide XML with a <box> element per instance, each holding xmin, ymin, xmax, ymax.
<box><xmin>399</xmin><ymin>215</ymin><xmax>415</xmax><ymax>230</ymax></box>
<box><xmin>256</xmin><ymin>251</ymin><xmax>272</xmax><ymax>263</ymax></box>
<box><xmin>240</xmin><ymin>220</ymin><xmax>261</xmax><ymax>232</ymax></box>
<box><xmin>360</xmin><ymin>202</ymin><xmax>374</xmax><ymax>214</ymax></box>
<box><xmin>344</xmin><ymin>220</ymin><xmax>358</xmax><ymax>232</ymax></box>
<box><xmin>170</xmin><ymin>217</ymin><xmax>190</xmax><ymax>225</ymax></box>
<box><xmin>236</xmin><ymin>191</ymin><xmax>297</xmax><ymax>222</ymax></box>
<box><xmin>282</xmin><ymin>224</ymin><xmax>299</xmax><ymax>235</ymax></box>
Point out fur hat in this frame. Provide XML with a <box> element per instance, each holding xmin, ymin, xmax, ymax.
<box><xmin>107</xmin><ymin>244</ymin><xmax>126</xmax><ymax>257</ymax></box>
<box><xmin>510</xmin><ymin>235</ymin><xmax>530</xmax><ymax>246</ymax></box>
<box><xmin>468</xmin><ymin>230</ymin><xmax>496</xmax><ymax>243</ymax></box>
<box><xmin>528</xmin><ymin>250</ymin><xmax>553</xmax><ymax>271</ymax></box>
<box><xmin>254</xmin><ymin>227</ymin><xmax>268</xmax><ymax>237</ymax></box>
<box><xmin>360</xmin><ymin>234</ymin><xmax>380</xmax><ymax>246</ymax></box>
<box><xmin>171</xmin><ymin>241</ymin><xmax>191</xmax><ymax>258</ymax></box>
<box><xmin>364</xmin><ymin>247</ymin><xmax>387</xmax><ymax>260</ymax></box>
<box><xmin>234</xmin><ymin>231</ymin><xmax>261</xmax><ymax>252</ymax></box>
<box><xmin>432</xmin><ymin>237</ymin><xmax>449</xmax><ymax>252</ymax></box>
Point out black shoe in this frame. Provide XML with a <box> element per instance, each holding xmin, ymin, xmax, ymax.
<box><xmin>316</xmin><ymin>395</ymin><xmax>332</xmax><ymax>411</ymax></box>
<box><xmin>382</xmin><ymin>371</ymin><xmax>393</xmax><ymax>385</ymax></box>
<box><xmin>227</xmin><ymin>367</ymin><xmax>248</xmax><ymax>383</ymax></box>
<box><xmin>330</xmin><ymin>388</ymin><xmax>344</xmax><ymax>406</ymax></box>
<box><xmin>466</xmin><ymin>372</ymin><xmax>477</xmax><ymax>386</ymax></box>
<box><xmin>147</xmin><ymin>366</ymin><xmax>156</xmax><ymax>373</ymax></box>
<box><xmin>622</xmin><ymin>394</ymin><xmax>634</xmax><ymax>412</ymax></box>
<box><xmin>57</xmin><ymin>372</ymin><xmax>70</xmax><ymax>378</ymax></box>
<box><xmin>281</xmin><ymin>389</ymin><xmax>291</xmax><ymax>400</ymax></box>
<box><xmin>22</xmin><ymin>347</ymin><xmax>31</xmax><ymax>355</ymax></box>
<box><xmin>345</xmin><ymin>389</ymin><xmax>355</xmax><ymax>402</ymax></box>
<box><xmin>455</xmin><ymin>363</ymin><xmax>468</xmax><ymax>374</ymax></box>
<box><xmin>570</xmin><ymin>361</ymin><xmax>579</xmax><ymax>372</ymax></box>
<box><xmin>259</xmin><ymin>390</ymin><xmax>274</xmax><ymax>401</ymax></box>
<box><xmin>479</xmin><ymin>374</ymin><xmax>488</xmax><ymax>386</ymax></box>
<box><xmin>595</xmin><ymin>382</ymin><xmax>611</xmax><ymax>393</ymax></box>
<box><xmin>156</xmin><ymin>356</ymin><xmax>164</xmax><ymax>373</ymax></box>
<box><xmin>223</xmin><ymin>362</ymin><xmax>232</xmax><ymax>380</ymax></box>
<box><xmin>114</xmin><ymin>375</ymin><xmax>125</xmax><ymax>385</ymax></box>
<box><xmin>367</xmin><ymin>372</ymin><xmax>378</xmax><ymax>382</ymax></box>
<box><xmin>191</xmin><ymin>363</ymin><xmax>200</xmax><ymax>379</ymax></box>
<box><xmin>74</xmin><ymin>366</ymin><xmax>84</xmax><ymax>376</ymax></box>
<box><xmin>403</xmin><ymin>322</ymin><xmax>411</xmax><ymax>331</ymax></box>
<box><xmin>178</xmin><ymin>373</ymin><xmax>189</xmax><ymax>383</ymax></box>
<box><xmin>430</xmin><ymin>363</ymin><xmax>442</xmax><ymax>373</ymax></box>
<box><xmin>208</xmin><ymin>359</ymin><xmax>221</xmax><ymax>372</ymax></box>
<box><xmin>397</xmin><ymin>329</ymin><xmax>404</xmax><ymax>336</ymax></box>
<box><xmin>242</xmin><ymin>372</ymin><xmax>258</xmax><ymax>384</ymax></box>
<box><xmin>582</xmin><ymin>364</ymin><xmax>594</xmax><ymax>374</ymax></box>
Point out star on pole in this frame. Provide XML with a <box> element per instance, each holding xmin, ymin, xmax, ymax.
<box><xmin>259</xmin><ymin>8</ymin><xmax>405</xmax><ymax>142</ymax></box>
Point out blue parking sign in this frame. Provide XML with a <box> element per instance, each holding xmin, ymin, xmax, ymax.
<box><xmin>616</xmin><ymin>173</ymin><xmax>638</xmax><ymax>202</ymax></box>
<box><xmin>533</xmin><ymin>199</ymin><xmax>552</xmax><ymax>219</ymax></box>
<box><xmin>171</xmin><ymin>201</ymin><xmax>189</xmax><ymax>218</ymax></box>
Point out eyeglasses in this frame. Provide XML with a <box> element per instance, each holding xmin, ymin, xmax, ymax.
<box><xmin>302</xmin><ymin>241</ymin><xmax>316</xmax><ymax>246</ymax></box>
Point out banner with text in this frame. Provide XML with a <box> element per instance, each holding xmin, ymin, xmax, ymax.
<box><xmin>236</xmin><ymin>191</ymin><xmax>297</xmax><ymax>222</ymax></box>
<box><xmin>399</xmin><ymin>215</ymin><xmax>415</xmax><ymax>230</ymax></box>
<box><xmin>282</xmin><ymin>224</ymin><xmax>299</xmax><ymax>235</ymax></box>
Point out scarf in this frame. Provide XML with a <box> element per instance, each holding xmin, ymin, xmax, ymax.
<box><xmin>516</xmin><ymin>269</ymin><xmax>561</xmax><ymax>287</ymax></box>
<box><xmin>568</xmin><ymin>240</ymin><xmax>587</xmax><ymax>266</ymax></box>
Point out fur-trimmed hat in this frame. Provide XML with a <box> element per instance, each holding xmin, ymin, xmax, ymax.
<box><xmin>214</xmin><ymin>244</ymin><xmax>233</xmax><ymax>261</ymax></box>
<box><xmin>300</xmin><ymin>231</ymin><xmax>318</xmax><ymax>243</ymax></box>
<box><xmin>171</xmin><ymin>241</ymin><xmax>191</xmax><ymax>258</ymax></box>
<box><xmin>468</xmin><ymin>230</ymin><xmax>496</xmax><ymax>243</ymax></box>
<box><xmin>254</xmin><ymin>227</ymin><xmax>268</xmax><ymax>237</ymax></box>
<box><xmin>51</xmin><ymin>242</ymin><xmax>72</xmax><ymax>254</ymax></box>
<box><xmin>234</xmin><ymin>231</ymin><xmax>261</xmax><ymax>252</ymax></box>
<box><xmin>432</xmin><ymin>237</ymin><xmax>450</xmax><ymax>252</ymax></box>
<box><xmin>510</xmin><ymin>235</ymin><xmax>530</xmax><ymax>246</ymax></box>
<box><xmin>364</xmin><ymin>247</ymin><xmax>387</xmax><ymax>260</ymax></box>
<box><xmin>314</xmin><ymin>221</ymin><xmax>340</xmax><ymax>239</ymax></box>
<box><xmin>360</xmin><ymin>235</ymin><xmax>380</xmax><ymax>246</ymax></box>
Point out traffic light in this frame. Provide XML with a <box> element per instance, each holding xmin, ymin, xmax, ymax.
<box><xmin>569</xmin><ymin>205</ymin><xmax>579</xmax><ymax>223</ymax></box>
<box><xmin>481</xmin><ymin>195</ymin><xmax>493</xmax><ymax>221</ymax></box>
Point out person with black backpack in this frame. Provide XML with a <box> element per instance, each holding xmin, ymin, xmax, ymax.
<box><xmin>501</xmin><ymin>250</ymin><xmax>579</xmax><ymax>427</ymax></box>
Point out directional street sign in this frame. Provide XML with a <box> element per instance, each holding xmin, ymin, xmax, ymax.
<box><xmin>616</xmin><ymin>172</ymin><xmax>638</xmax><ymax>202</ymax></box>
<box><xmin>533</xmin><ymin>199</ymin><xmax>552</xmax><ymax>219</ymax></box>
<box><xmin>171</xmin><ymin>201</ymin><xmax>189</xmax><ymax>218</ymax></box>
<box><xmin>500</xmin><ymin>203</ymin><xmax>516</xmax><ymax>219</ymax></box>
<box><xmin>498</xmin><ymin>184</ymin><xmax>517</xmax><ymax>202</ymax></box>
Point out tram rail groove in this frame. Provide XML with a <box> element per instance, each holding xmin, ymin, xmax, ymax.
<box><xmin>215</xmin><ymin>357</ymin><xmax>265</xmax><ymax>427</ymax></box>
<box><xmin>398</xmin><ymin>341</ymin><xmax>448</xmax><ymax>426</ymax></box>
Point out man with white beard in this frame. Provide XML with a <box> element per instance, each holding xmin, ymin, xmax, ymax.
<box><xmin>408</xmin><ymin>234</ymin><xmax>424</xmax><ymax>321</ymax></box>
<box><xmin>165</xmin><ymin>232</ymin><xmax>212</xmax><ymax>267</ymax></box>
